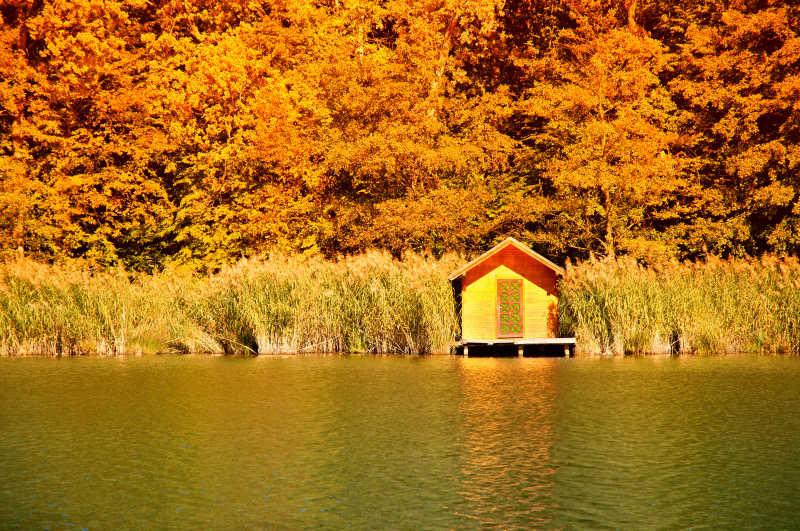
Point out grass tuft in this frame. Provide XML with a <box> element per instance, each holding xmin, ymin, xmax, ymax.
<box><xmin>0</xmin><ymin>252</ymin><xmax>460</xmax><ymax>356</ymax></box>
<box><xmin>559</xmin><ymin>256</ymin><xmax>800</xmax><ymax>355</ymax></box>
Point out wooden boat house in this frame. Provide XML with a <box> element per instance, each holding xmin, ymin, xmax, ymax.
<box><xmin>448</xmin><ymin>238</ymin><xmax>575</xmax><ymax>357</ymax></box>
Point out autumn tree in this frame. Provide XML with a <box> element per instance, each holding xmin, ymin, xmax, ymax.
<box><xmin>669</xmin><ymin>2</ymin><xmax>800</xmax><ymax>256</ymax></box>
<box><xmin>520</xmin><ymin>21</ymin><xmax>689</xmax><ymax>260</ymax></box>
<box><xmin>1</xmin><ymin>0</ymin><xmax>799</xmax><ymax>268</ymax></box>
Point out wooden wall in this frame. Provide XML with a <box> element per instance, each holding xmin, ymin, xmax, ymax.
<box><xmin>461</xmin><ymin>246</ymin><xmax>558</xmax><ymax>340</ymax></box>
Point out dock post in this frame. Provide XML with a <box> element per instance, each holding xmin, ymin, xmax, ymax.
<box><xmin>463</xmin><ymin>345</ymin><xmax>469</xmax><ymax>358</ymax></box>
<box><xmin>564</xmin><ymin>344</ymin><xmax>570</xmax><ymax>358</ymax></box>
<box><xmin>518</xmin><ymin>345</ymin><xmax>524</xmax><ymax>358</ymax></box>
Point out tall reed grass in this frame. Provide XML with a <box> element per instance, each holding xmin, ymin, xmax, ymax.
<box><xmin>5</xmin><ymin>252</ymin><xmax>798</xmax><ymax>357</ymax></box>
<box><xmin>0</xmin><ymin>252</ymin><xmax>461</xmax><ymax>356</ymax></box>
<box><xmin>559</xmin><ymin>256</ymin><xmax>800</xmax><ymax>355</ymax></box>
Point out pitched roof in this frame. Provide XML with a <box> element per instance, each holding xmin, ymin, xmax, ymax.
<box><xmin>447</xmin><ymin>237</ymin><xmax>565</xmax><ymax>280</ymax></box>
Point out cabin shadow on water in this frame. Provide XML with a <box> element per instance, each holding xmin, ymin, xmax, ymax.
<box><xmin>449</xmin><ymin>238</ymin><xmax>575</xmax><ymax>358</ymax></box>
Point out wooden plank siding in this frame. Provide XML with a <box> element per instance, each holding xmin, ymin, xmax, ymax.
<box><xmin>461</xmin><ymin>245</ymin><xmax>558</xmax><ymax>341</ymax></box>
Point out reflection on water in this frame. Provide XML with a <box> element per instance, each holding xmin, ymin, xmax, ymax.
<box><xmin>2</xmin><ymin>355</ymin><xmax>800</xmax><ymax>529</ymax></box>
<box><xmin>457</xmin><ymin>358</ymin><xmax>558</xmax><ymax>528</ymax></box>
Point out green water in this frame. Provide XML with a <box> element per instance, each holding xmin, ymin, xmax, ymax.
<box><xmin>2</xmin><ymin>355</ymin><xmax>800</xmax><ymax>529</ymax></box>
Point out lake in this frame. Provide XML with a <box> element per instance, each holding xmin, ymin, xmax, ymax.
<box><xmin>2</xmin><ymin>355</ymin><xmax>800</xmax><ymax>529</ymax></box>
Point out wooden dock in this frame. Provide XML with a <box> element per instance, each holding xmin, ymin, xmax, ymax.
<box><xmin>460</xmin><ymin>337</ymin><xmax>576</xmax><ymax>358</ymax></box>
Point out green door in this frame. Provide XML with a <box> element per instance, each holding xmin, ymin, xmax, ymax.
<box><xmin>497</xmin><ymin>279</ymin><xmax>523</xmax><ymax>338</ymax></box>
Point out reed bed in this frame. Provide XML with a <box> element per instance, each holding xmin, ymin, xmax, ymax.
<box><xmin>559</xmin><ymin>256</ymin><xmax>800</xmax><ymax>355</ymax></box>
<box><xmin>4</xmin><ymin>251</ymin><xmax>798</xmax><ymax>357</ymax></box>
<box><xmin>0</xmin><ymin>252</ymin><xmax>461</xmax><ymax>356</ymax></box>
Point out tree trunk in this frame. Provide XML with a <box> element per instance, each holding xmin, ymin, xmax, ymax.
<box><xmin>624</xmin><ymin>0</ymin><xmax>640</xmax><ymax>34</ymax></box>
<box><xmin>427</xmin><ymin>15</ymin><xmax>459</xmax><ymax>119</ymax></box>
<box><xmin>604</xmin><ymin>188</ymin><xmax>615</xmax><ymax>259</ymax></box>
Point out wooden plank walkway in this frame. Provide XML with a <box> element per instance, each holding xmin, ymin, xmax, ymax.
<box><xmin>460</xmin><ymin>337</ymin><xmax>576</xmax><ymax>358</ymax></box>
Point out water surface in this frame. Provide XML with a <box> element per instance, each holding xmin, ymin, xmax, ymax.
<box><xmin>2</xmin><ymin>355</ymin><xmax>800</xmax><ymax>529</ymax></box>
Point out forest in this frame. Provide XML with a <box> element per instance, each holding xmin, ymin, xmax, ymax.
<box><xmin>1</xmin><ymin>0</ymin><xmax>799</xmax><ymax>271</ymax></box>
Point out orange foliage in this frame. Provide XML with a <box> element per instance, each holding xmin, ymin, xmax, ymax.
<box><xmin>0</xmin><ymin>0</ymin><xmax>798</xmax><ymax>268</ymax></box>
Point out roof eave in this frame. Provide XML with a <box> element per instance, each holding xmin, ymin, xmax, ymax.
<box><xmin>447</xmin><ymin>237</ymin><xmax>565</xmax><ymax>280</ymax></box>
